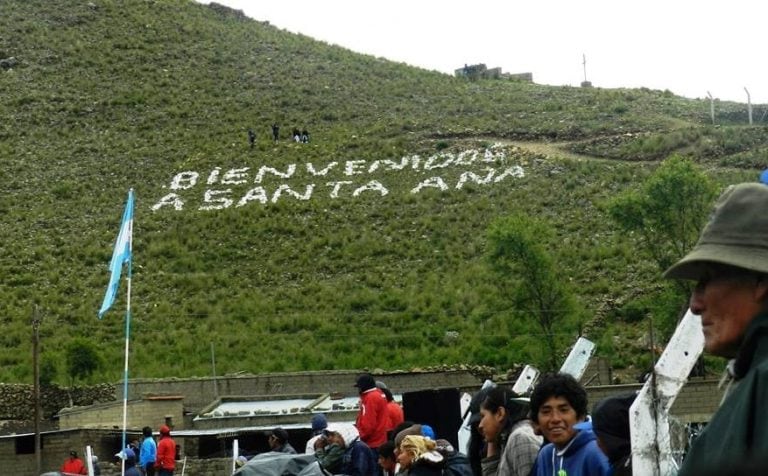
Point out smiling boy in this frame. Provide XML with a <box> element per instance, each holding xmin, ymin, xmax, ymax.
<box><xmin>530</xmin><ymin>373</ymin><xmax>611</xmax><ymax>476</ymax></box>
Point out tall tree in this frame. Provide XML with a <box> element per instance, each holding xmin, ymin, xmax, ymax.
<box><xmin>487</xmin><ymin>213</ymin><xmax>579</xmax><ymax>371</ymax></box>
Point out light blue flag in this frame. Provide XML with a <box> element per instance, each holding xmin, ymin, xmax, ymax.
<box><xmin>98</xmin><ymin>190</ymin><xmax>134</xmax><ymax>318</ymax></box>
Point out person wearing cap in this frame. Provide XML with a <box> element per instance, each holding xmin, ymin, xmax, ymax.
<box><xmin>589</xmin><ymin>393</ymin><xmax>636</xmax><ymax>476</ymax></box>
<box><xmin>664</xmin><ymin>182</ymin><xmax>768</xmax><ymax>475</ymax></box>
<box><xmin>118</xmin><ymin>448</ymin><xmax>142</xmax><ymax>476</ymax></box>
<box><xmin>478</xmin><ymin>386</ymin><xmax>541</xmax><ymax>476</ymax></box>
<box><xmin>61</xmin><ymin>450</ymin><xmax>87</xmax><ymax>475</ymax></box>
<box><xmin>530</xmin><ymin>373</ymin><xmax>611</xmax><ymax>476</ymax></box>
<box><xmin>140</xmin><ymin>426</ymin><xmax>157</xmax><ymax>476</ymax></box>
<box><xmin>354</xmin><ymin>373</ymin><xmax>389</xmax><ymax>452</ymax></box>
<box><xmin>156</xmin><ymin>424</ymin><xmax>176</xmax><ymax>475</ymax></box>
<box><xmin>305</xmin><ymin>413</ymin><xmax>328</xmax><ymax>453</ymax></box>
<box><xmin>268</xmin><ymin>427</ymin><xmax>297</xmax><ymax>454</ymax></box>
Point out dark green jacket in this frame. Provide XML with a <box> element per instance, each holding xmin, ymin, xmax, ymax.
<box><xmin>678</xmin><ymin>312</ymin><xmax>768</xmax><ymax>475</ymax></box>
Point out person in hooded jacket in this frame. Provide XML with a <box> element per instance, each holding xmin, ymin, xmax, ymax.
<box><xmin>61</xmin><ymin>450</ymin><xmax>87</xmax><ymax>475</ymax></box>
<box><xmin>316</xmin><ymin>422</ymin><xmax>377</xmax><ymax>476</ymax></box>
<box><xmin>397</xmin><ymin>435</ymin><xmax>445</xmax><ymax>476</ymax></box>
<box><xmin>119</xmin><ymin>448</ymin><xmax>142</xmax><ymax>476</ymax></box>
<box><xmin>478</xmin><ymin>386</ymin><xmax>542</xmax><ymax>476</ymax></box>
<box><xmin>354</xmin><ymin>373</ymin><xmax>389</xmax><ymax>452</ymax></box>
<box><xmin>590</xmin><ymin>393</ymin><xmax>636</xmax><ymax>476</ymax></box>
<box><xmin>435</xmin><ymin>439</ymin><xmax>473</xmax><ymax>476</ymax></box>
<box><xmin>156</xmin><ymin>425</ymin><xmax>176</xmax><ymax>476</ymax></box>
<box><xmin>529</xmin><ymin>373</ymin><xmax>611</xmax><ymax>476</ymax></box>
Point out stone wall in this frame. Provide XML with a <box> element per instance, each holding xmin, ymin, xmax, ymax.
<box><xmin>0</xmin><ymin>383</ymin><xmax>115</xmax><ymax>433</ymax></box>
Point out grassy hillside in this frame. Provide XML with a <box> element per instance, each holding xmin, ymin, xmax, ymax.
<box><xmin>0</xmin><ymin>0</ymin><xmax>762</xmax><ymax>384</ymax></box>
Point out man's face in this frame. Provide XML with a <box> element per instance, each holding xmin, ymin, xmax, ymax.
<box><xmin>536</xmin><ymin>396</ymin><xmax>580</xmax><ymax>449</ymax></box>
<box><xmin>690</xmin><ymin>264</ymin><xmax>767</xmax><ymax>358</ymax></box>
<box><xmin>378</xmin><ymin>454</ymin><xmax>396</xmax><ymax>473</ymax></box>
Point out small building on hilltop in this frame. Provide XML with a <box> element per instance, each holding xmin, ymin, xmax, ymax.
<box><xmin>455</xmin><ymin>63</ymin><xmax>533</xmax><ymax>82</ymax></box>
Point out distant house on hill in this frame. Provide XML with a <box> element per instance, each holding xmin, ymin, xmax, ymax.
<box><xmin>455</xmin><ymin>63</ymin><xmax>533</xmax><ymax>82</ymax></box>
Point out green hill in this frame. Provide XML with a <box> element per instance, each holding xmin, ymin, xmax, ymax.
<box><xmin>0</xmin><ymin>0</ymin><xmax>762</xmax><ymax>384</ymax></box>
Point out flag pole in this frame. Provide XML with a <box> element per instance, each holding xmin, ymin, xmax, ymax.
<box><xmin>98</xmin><ymin>188</ymin><xmax>134</xmax><ymax>476</ymax></box>
<box><xmin>120</xmin><ymin>229</ymin><xmax>132</xmax><ymax>476</ymax></box>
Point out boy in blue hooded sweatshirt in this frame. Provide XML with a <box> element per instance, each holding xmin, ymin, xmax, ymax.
<box><xmin>530</xmin><ymin>373</ymin><xmax>611</xmax><ymax>476</ymax></box>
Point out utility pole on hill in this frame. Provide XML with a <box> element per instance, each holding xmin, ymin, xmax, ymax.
<box><xmin>707</xmin><ymin>91</ymin><xmax>715</xmax><ymax>125</ymax></box>
<box><xmin>581</xmin><ymin>54</ymin><xmax>592</xmax><ymax>88</ymax></box>
<box><xmin>745</xmin><ymin>87</ymin><xmax>753</xmax><ymax>125</ymax></box>
<box><xmin>31</xmin><ymin>305</ymin><xmax>42</xmax><ymax>476</ymax></box>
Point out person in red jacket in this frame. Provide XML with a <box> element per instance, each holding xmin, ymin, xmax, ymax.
<box><xmin>61</xmin><ymin>450</ymin><xmax>87</xmax><ymax>475</ymax></box>
<box><xmin>156</xmin><ymin>425</ymin><xmax>176</xmax><ymax>476</ymax></box>
<box><xmin>376</xmin><ymin>382</ymin><xmax>404</xmax><ymax>438</ymax></box>
<box><xmin>354</xmin><ymin>373</ymin><xmax>388</xmax><ymax>452</ymax></box>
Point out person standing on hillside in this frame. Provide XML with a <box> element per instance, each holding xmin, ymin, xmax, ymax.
<box><xmin>354</xmin><ymin>373</ymin><xmax>389</xmax><ymax>459</ymax></box>
<box><xmin>156</xmin><ymin>425</ymin><xmax>176</xmax><ymax>476</ymax></box>
<box><xmin>247</xmin><ymin>128</ymin><xmax>256</xmax><ymax>149</ymax></box>
<box><xmin>664</xmin><ymin>182</ymin><xmax>768</xmax><ymax>475</ymax></box>
<box><xmin>140</xmin><ymin>426</ymin><xmax>157</xmax><ymax>476</ymax></box>
<box><xmin>271</xmin><ymin>123</ymin><xmax>279</xmax><ymax>142</ymax></box>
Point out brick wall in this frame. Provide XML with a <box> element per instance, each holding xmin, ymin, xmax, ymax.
<box><xmin>125</xmin><ymin>369</ymin><xmax>484</xmax><ymax>413</ymax></box>
<box><xmin>585</xmin><ymin>378</ymin><xmax>725</xmax><ymax>423</ymax></box>
<box><xmin>59</xmin><ymin>397</ymin><xmax>184</xmax><ymax>430</ymax></box>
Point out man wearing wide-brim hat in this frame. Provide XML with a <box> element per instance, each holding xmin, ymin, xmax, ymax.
<box><xmin>665</xmin><ymin>182</ymin><xmax>768</xmax><ymax>476</ymax></box>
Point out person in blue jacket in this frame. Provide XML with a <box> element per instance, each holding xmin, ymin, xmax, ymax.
<box><xmin>140</xmin><ymin>426</ymin><xmax>157</xmax><ymax>476</ymax></box>
<box><xmin>530</xmin><ymin>372</ymin><xmax>611</xmax><ymax>476</ymax></box>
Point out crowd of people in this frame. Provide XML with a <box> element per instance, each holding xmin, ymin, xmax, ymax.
<box><xmin>62</xmin><ymin>424</ymin><xmax>177</xmax><ymax>476</ymax></box>
<box><xmin>239</xmin><ymin>372</ymin><xmax>626</xmax><ymax>476</ymax></box>
<box><xmin>242</xmin><ymin>180</ymin><xmax>768</xmax><ymax>475</ymax></box>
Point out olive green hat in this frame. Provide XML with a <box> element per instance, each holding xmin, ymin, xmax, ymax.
<box><xmin>664</xmin><ymin>182</ymin><xmax>768</xmax><ymax>280</ymax></box>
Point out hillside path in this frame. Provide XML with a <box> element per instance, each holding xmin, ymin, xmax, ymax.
<box><xmin>503</xmin><ymin>140</ymin><xmax>599</xmax><ymax>161</ymax></box>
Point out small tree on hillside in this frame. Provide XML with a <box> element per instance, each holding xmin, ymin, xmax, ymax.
<box><xmin>65</xmin><ymin>338</ymin><xmax>102</xmax><ymax>387</ymax></box>
<box><xmin>607</xmin><ymin>155</ymin><xmax>718</xmax><ymax>276</ymax></box>
<box><xmin>487</xmin><ymin>213</ymin><xmax>579</xmax><ymax>371</ymax></box>
<box><xmin>607</xmin><ymin>155</ymin><xmax>718</xmax><ymax>337</ymax></box>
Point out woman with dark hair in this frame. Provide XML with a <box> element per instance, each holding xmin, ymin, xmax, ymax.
<box><xmin>478</xmin><ymin>387</ymin><xmax>542</xmax><ymax>476</ymax></box>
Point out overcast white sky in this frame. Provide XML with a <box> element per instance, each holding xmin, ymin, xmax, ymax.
<box><xmin>199</xmin><ymin>0</ymin><xmax>768</xmax><ymax>104</ymax></box>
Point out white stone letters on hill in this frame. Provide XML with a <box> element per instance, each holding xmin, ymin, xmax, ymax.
<box><xmin>151</xmin><ymin>144</ymin><xmax>524</xmax><ymax>211</ymax></box>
